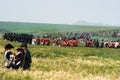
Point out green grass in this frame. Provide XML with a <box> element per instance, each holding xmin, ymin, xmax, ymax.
<box><xmin>0</xmin><ymin>38</ymin><xmax>120</xmax><ymax>80</ymax></box>
<box><xmin>0</xmin><ymin>21</ymin><xmax>120</xmax><ymax>80</ymax></box>
<box><xmin>0</xmin><ymin>21</ymin><xmax>120</xmax><ymax>41</ymax></box>
<box><xmin>0</xmin><ymin>21</ymin><xmax>119</xmax><ymax>34</ymax></box>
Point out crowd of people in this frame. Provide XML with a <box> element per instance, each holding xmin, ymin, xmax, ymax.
<box><xmin>4</xmin><ymin>43</ymin><xmax>32</xmax><ymax>70</ymax></box>
<box><xmin>32</xmin><ymin>35</ymin><xmax>120</xmax><ymax>48</ymax></box>
<box><xmin>3</xmin><ymin>33</ymin><xmax>33</xmax><ymax>43</ymax></box>
<box><xmin>31</xmin><ymin>32</ymin><xmax>91</xmax><ymax>47</ymax></box>
<box><xmin>85</xmin><ymin>39</ymin><xmax>120</xmax><ymax>48</ymax></box>
<box><xmin>95</xmin><ymin>30</ymin><xmax>120</xmax><ymax>37</ymax></box>
<box><xmin>2</xmin><ymin>31</ymin><xmax>120</xmax><ymax>48</ymax></box>
<box><xmin>3</xmin><ymin>31</ymin><xmax>120</xmax><ymax>70</ymax></box>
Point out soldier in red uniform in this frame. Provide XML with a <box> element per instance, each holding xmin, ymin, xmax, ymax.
<box><xmin>89</xmin><ymin>39</ymin><xmax>93</xmax><ymax>47</ymax></box>
<box><xmin>62</xmin><ymin>38</ymin><xmax>68</xmax><ymax>47</ymax></box>
<box><xmin>56</xmin><ymin>39</ymin><xmax>61</xmax><ymax>47</ymax></box>
<box><xmin>85</xmin><ymin>39</ymin><xmax>89</xmax><ymax>47</ymax></box>
<box><xmin>41</xmin><ymin>36</ymin><xmax>45</xmax><ymax>45</ymax></box>
<box><xmin>45</xmin><ymin>36</ymin><xmax>50</xmax><ymax>46</ymax></box>
<box><xmin>36</xmin><ymin>36</ymin><xmax>40</xmax><ymax>45</ymax></box>
<box><xmin>68</xmin><ymin>39</ymin><xmax>74</xmax><ymax>47</ymax></box>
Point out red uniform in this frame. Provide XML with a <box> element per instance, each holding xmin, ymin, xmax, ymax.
<box><xmin>62</xmin><ymin>39</ymin><xmax>68</xmax><ymax>47</ymax></box>
<box><xmin>41</xmin><ymin>38</ymin><xmax>45</xmax><ymax>45</ymax></box>
<box><xmin>36</xmin><ymin>38</ymin><xmax>40</xmax><ymax>45</ymax></box>
<box><xmin>45</xmin><ymin>38</ymin><xmax>50</xmax><ymax>46</ymax></box>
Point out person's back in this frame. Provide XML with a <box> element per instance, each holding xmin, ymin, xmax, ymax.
<box><xmin>21</xmin><ymin>42</ymin><xmax>32</xmax><ymax>70</ymax></box>
<box><xmin>23</xmin><ymin>49</ymin><xmax>32</xmax><ymax>70</ymax></box>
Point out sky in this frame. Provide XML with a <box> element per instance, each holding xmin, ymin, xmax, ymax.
<box><xmin>0</xmin><ymin>0</ymin><xmax>120</xmax><ymax>25</ymax></box>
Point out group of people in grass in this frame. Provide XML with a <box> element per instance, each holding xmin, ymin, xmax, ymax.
<box><xmin>4</xmin><ymin>43</ymin><xmax>32</xmax><ymax>70</ymax></box>
<box><xmin>3</xmin><ymin>33</ymin><xmax>33</xmax><ymax>44</ymax></box>
<box><xmin>3</xmin><ymin>33</ymin><xmax>120</xmax><ymax>70</ymax></box>
<box><xmin>32</xmin><ymin>35</ymin><xmax>120</xmax><ymax>48</ymax></box>
<box><xmin>3</xmin><ymin>32</ymin><xmax>120</xmax><ymax>48</ymax></box>
<box><xmin>96</xmin><ymin>30</ymin><xmax>120</xmax><ymax>37</ymax></box>
<box><xmin>33</xmin><ymin>36</ymin><xmax>79</xmax><ymax>47</ymax></box>
<box><xmin>85</xmin><ymin>39</ymin><xmax>120</xmax><ymax>48</ymax></box>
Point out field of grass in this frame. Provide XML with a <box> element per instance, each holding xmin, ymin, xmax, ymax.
<box><xmin>0</xmin><ymin>21</ymin><xmax>119</xmax><ymax>34</ymax></box>
<box><xmin>1</xmin><ymin>21</ymin><xmax>120</xmax><ymax>41</ymax></box>
<box><xmin>0</xmin><ymin>21</ymin><xmax>120</xmax><ymax>80</ymax></box>
<box><xmin>0</xmin><ymin>38</ymin><xmax>120</xmax><ymax>80</ymax></box>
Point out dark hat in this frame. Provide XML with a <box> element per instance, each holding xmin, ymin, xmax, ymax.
<box><xmin>17</xmin><ymin>48</ymin><xmax>23</xmax><ymax>50</ymax></box>
<box><xmin>5</xmin><ymin>44</ymin><xmax>14</xmax><ymax>49</ymax></box>
<box><xmin>17</xmin><ymin>48</ymin><xmax>24</xmax><ymax>52</ymax></box>
<box><xmin>21</xmin><ymin>42</ymin><xmax>27</xmax><ymax>48</ymax></box>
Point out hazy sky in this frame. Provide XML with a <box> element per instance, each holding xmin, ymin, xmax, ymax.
<box><xmin>0</xmin><ymin>0</ymin><xmax>120</xmax><ymax>25</ymax></box>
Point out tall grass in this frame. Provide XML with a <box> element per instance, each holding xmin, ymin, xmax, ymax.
<box><xmin>0</xmin><ymin>38</ymin><xmax>120</xmax><ymax>80</ymax></box>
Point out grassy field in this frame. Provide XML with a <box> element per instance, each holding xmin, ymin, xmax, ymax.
<box><xmin>0</xmin><ymin>38</ymin><xmax>120</xmax><ymax>80</ymax></box>
<box><xmin>1</xmin><ymin>21</ymin><xmax>120</xmax><ymax>40</ymax></box>
<box><xmin>0</xmin><ymin>21</ymin><xmax>119</xmax><ymax>34</ymax></box>
<box><xmin>0</xmin><ymin>21</ymin><xmax>120</xmax><ymax>80</ymax></box>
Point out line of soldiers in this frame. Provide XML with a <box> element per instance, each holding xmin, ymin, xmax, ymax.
<box><xmin>32</xmin><ymin>35</ymin><xmax>80</xmax><ymax>47</ymax></box>
<box><xmin>95</xmin><ymin>30</ymin><xmax>120</xmax><ymax>37</ymax></box>
<box><xmin>28</xmin><ymin>35</ymin><xmax>120</xmax><ymax>48</ymax></box>
<box><xmin>3</xmin><ymin>31</ymin><xmax>92</xmax><ymax>44</ymax></box>
<box><xmin>31</xmin><ymin>31</ymin><xmax>92</xmax><ymax>47</ymax></box>
<box><xmin>104</xmin><ymin>40</ymin><xmax>120</xmax><ymax>48</ymax></box>
<box><xmin>3</xmin><ymin>32</ymin><xmax>120</xmax><ymax>48</ymax></box>
<box><xmin>85</xmin><ymin>39</ymin><xmax>120</xmax><ymax>48</ymax></box>
<box><xmin>3</xmin><ymin>33</ymin><xmax>33</xmax><ymax>44</ymax></box>
<box><xmin>85</xmin><ymin>39</ymin><xmax>100</xmax><ymax>48</ymax></box>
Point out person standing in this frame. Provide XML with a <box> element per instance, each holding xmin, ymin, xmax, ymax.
<box><xmin>96</xmin><ymin>39</ymin><xmax>99</xmax><ymax>48</ymax></box>
<box><xmin>32</xmin><ymin>36</ymin><xmax>36</xmax><ymax>45</ymax></box>
<box><xmin>4</xmin><ymin>44</ymin><xmax>14</xmax><ymax>68</ymax></box>
<box><xmin>21</xmin><ymin>42</ymin><xmax>32</xmax><ymax>70</ymax></box>
<box><xmin>101</xmin><ymin>39</ymin><xmax>104</xmax><ymax>48</ymax></box>
<box><xmin>36</xmin><ymin>36</ymin><xmax>40</xmax><ymax>45</ymax></box>
<box><xmin>12</xmin><ymin>48</ymin><xmax>24</xmax><ymax>69</ymax></box>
